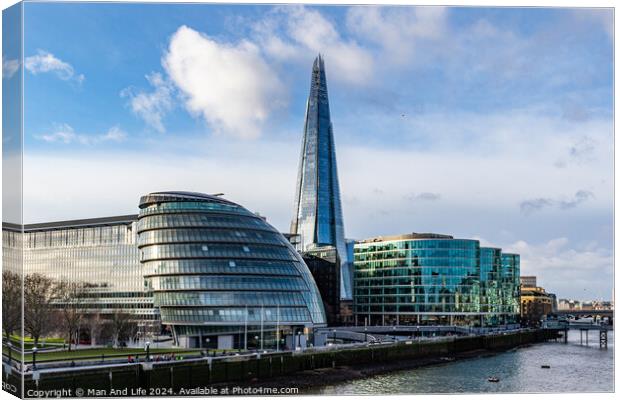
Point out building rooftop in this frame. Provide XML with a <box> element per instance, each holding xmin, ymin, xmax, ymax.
<box><xmin>3</xmin><ymin>214</ymin><xmax>139</xmax><ymax>232</ymax></box>
<box><xmin>139</xmin><ymin>191</ymin><xmax>237</xmax><ymax>208</ymax></box>
<box><xmin>357</xmin><ymin>232</ymin><xmax>455</xmax><ymax>243</ymax></box>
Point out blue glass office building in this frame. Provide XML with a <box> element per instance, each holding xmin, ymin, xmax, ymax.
<box><xmin>291</xmin><ymin>55</ymin><xmax>352</xmax><ymax>300</ymax></box>
<box><xmin>354</xmin><ymin>234</ymin><xmax>520</xmax><ymax>327</ymax></box>
<box><xmin>138</xmin><ymin>192</ymin><xmax>326</xmax><ymax>348</ymax></box>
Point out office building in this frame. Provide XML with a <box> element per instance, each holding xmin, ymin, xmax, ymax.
<box><xmin>3</xmin><ymin>216</ymin><xmax>158</xmax><ymax>335</ymax></box>
<box><xmin>290</xmin><ymin>55</ymin><xmax>352</xmax><ymax>301</ymax></box>
<box><xmin>520</xmin><ymin>286</ymin><xmax>553</xmax><ymax>327</ymax></box>
<box><xmin>501</xmin><ymin>253</ymin><xmax>521</xmax><ymax>320</ymax></box>
<box><xmin>137</xmin><ymin>191</ymin><xmax>327</xmax><ymax>349</ymax></box>
<box><xmin>353</xmin><ymin>233</ymin><xmax>520</xmax><ymax>327</ymax></box>
<box><xmin>301</xmin><ymin>246</ymin><xmax>341</xmax><ymax>326</ymax></box>
<box><xmin>520</xmin><ymin>276</ymin><xmax>537</xmax><ymax>288</ymax></box>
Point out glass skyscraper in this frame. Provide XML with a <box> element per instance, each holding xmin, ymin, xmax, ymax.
<box><xmin>291</xmin><ymin>55</ymin><xmax>352</xmax><ymax>300</ymax></box>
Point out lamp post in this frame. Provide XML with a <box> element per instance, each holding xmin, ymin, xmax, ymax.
<box><xmin>254</xmin><ymin>336</ymin><xmax>259</xmax><ymax>352</ymax></box>
<box><xmin>32</xmin><ymin>347</ymin><xmax>38</xmax><ymax>371</ymax></box>
<box><xmin>145</xmin><ymin>341</ymin><xmax>150</xmax><ymax>361</ymax></box>
<box><xmin>297</xmin><ymin>331</ymin><xmax>302</xmax><ymax>350</ymax></box>
<box><xmin>205</xmin><ymin>338</ymin><xmax>210</xmax><ymax>356</ymax></box>
<box><xmin>260</xmin><ymin>305</ymin><xmax>264</xmax><ymax>352</ymax></box>
<box><xmin>276</xmin><ymin>305</ymin><xmax>280</xmax><ymax>352</ymax></box>
<box><xmin>244</xmin><ymin>306</ymin><xmax>248</xmax><ymax>351</ymax></box>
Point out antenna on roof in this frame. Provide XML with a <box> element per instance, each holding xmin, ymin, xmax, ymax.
<box><xmin>212</xmin><ymin>193</ymin><xmax>225</xmax><ymax>197</ymax></box>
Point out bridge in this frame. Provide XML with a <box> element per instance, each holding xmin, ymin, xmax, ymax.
<box><xmin>542</xmin><ymin>320</ymin><xmax>611</xmax><ymax>348</ymax></box>
<box><xmin>554</xmin><ymin>309</ymin><xmax>613</xmax><ymax>319</ymax></box>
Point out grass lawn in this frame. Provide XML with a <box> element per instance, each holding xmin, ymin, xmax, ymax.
<box><xmin>2</xmin><ymin>347</ymin><xmax>200</xmax><ymax>363</ymax></box>
<box><xmin>9</xmin><ymin>335</ymin><xmax>66</xmax><ymax>344</ymax></box>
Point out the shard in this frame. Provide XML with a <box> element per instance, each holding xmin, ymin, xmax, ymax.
<box><xmin>291</xmin><ymin>55</ymin><xmax>352</xmax><ymax>300</ymax></box>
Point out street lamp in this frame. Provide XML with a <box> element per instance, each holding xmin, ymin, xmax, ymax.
<box><xmin>297</xmin><ymin>331</ymin><xmax>302</xmax><ymax>350</ymax></box>
<box><xmin>205</xmin><ymin>338</ymin><xmax>211</xmax><ymax>356</ymax></box>
<box><xmin>254</xmin><ymin>335</ymin><xmax>259</xmax><ymax>351</ymax></box>
<box><xmin>145</xmin><ymin>341</ymin><xmax>151</xmax><ymax>361</ymax></box>
<box><xmin>32</xmin><ymin>347</ymin><xmax>38</xmax><ymax>370</ymax></box>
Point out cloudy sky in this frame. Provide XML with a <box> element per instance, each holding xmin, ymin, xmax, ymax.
<box><xmin>3</xmin><ymin>4</ymin><xmax>613</xmax><ymax>300</ymax></box>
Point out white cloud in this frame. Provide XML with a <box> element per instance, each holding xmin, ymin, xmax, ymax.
<box><xmin>163</xmin><ymin>25</ymin><xmax>284</xmax><ymax>139</ymax></box>
<box><xmin>37</xmin><ymin>124</ymin><xmax>126</xmax><ymax>145</ymax></box>
<box><xmin>24</xmin><ymin>50</ymin><xmax>84</xmax><ymax>83</ymax></box>
<box><xmin>121</xmin><ymin>72</ymin><xmax>173</xmax><ymax>133</ymax></box>
<box><xmin>504</xmin><ymin>238</ymin><xmax>613</xmax><ymax>300</ymax></box>
<box><xmin>2</xmin><ymin>57</ymin><xmax>19</xmax><ymax>79</ymax></box>
<box><xmin>255</xmin><ymin>6</ymin><xmax>374</xmax><ymax>85</ymax></box>
<box><xmin>346</xmin><ymin>6</ymin><xmax>448</xmax><ymax>65</ymax></box>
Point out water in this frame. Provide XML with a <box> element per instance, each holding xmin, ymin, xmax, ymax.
<box><xmin>313</xmin><ymin>330</ymin><xmax>614</xmax><ymax>394</ymax></box>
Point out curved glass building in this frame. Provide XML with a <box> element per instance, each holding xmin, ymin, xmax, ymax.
<box><xmin>137</xmin><ymin>191</ymin><xmax>326</xmax><ymax>349</ymax></box>
<box><xmin>354</xmin><ymin>233</ymin><xmax>519</xmax><ymax>327</ymax></box>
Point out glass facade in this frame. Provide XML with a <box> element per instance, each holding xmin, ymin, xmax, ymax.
<box><xmin>291</xmin><ymin>55</ymin><xmax>352</xmax><ymax>300</ymax></box>
<box><xmin>501</xmin><ymin>253</ymin><xmax>521</xmax><ymax>323</ymax></box>
<box><xmin>138</xmin><ymin>191</ymin><xmax>326</xmax><ymax>348</ymax></box>
<box><xmin>2</xmin><ymin>217</ymin><xmax>158</xmax><ymax>324</ymax></box>
<box><xmin>353</xmin><ymin>234</ymin><xmax>520</xmax><ymax>327</ymax></box>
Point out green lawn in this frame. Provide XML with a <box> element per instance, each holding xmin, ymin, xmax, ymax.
<box><xmin>2</xmin><ymin>347</ymin><xmax>200</xmax><ymax>363</ymax></box>
<box><xmin>9</xmin><ymin>335</ymin><xmax>66</xmax><ymax>344</ymax></box>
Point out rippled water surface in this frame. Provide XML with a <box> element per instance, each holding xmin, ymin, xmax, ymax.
<box><xmin>313</xmin><ymin>330</ymin><xmax>614</xmax><ymax>394</ymax></box>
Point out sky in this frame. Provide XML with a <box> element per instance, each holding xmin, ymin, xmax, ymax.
<box><xmin>2</xmin><ymin>3</ymin><xmax>614</xmax><ymax>300</ymax></box>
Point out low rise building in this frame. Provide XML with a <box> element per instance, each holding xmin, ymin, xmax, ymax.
<box><xmin>353</xmin><ymin>233</ymin><xmax>520</xmax><ymax>327</ymax></box>
<box><xmin>520</xmin><ymin>285</ymin><xmax>554</xmax><ymax>327</ymax></box>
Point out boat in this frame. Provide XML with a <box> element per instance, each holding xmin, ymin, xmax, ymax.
<box><xmin>488</xmin><ymin>377</ymin><xmax>500</xmax><ymax>383</ymax></box>
<box><xmin>541</xmin><ymin>365</ymin><xmax>551</xmax><ymax>369</ymax></box>
<box><xmin>440</xmin><ymin>357</ymin><xmax>455</xmax><ymax>361</ymax></box>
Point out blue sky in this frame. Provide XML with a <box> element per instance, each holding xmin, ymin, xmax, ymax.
<box><xmin>2</xmin><ymin>4</ymin><xmax>614</xmax><ymax>299</ymax></box>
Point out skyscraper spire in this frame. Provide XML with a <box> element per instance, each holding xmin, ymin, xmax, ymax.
<box><xmin>291</xmin><ymin>55</ymin><xmax>352</xmax><ymax>300</ymax></box>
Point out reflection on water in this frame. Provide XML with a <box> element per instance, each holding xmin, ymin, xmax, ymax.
<box><xmin>314</xmin><ymin>330</ymin><xmax>614</xmax><ymax>394</ymax></box>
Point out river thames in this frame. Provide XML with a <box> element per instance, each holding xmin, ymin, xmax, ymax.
<box><xmin>312</xmin><ymin>330</ymin><xmax>614</xmax><ymax>394</ymax></box>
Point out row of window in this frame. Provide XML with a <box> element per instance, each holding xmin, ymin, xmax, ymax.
<box><xmin>143</xmin><ymin>259</ymin><xmax>303</xmax><ymax>277</ymax></box>
<box><xmin>160</xmin><ymin>307</ymin><xmax>311</xmax><ymax>323</ymax></box>
<box><xmin>137</xmin><ymin>228</ymin><xmax>284</xmax><ymax>247</ymax></box>
<box><xmin>24</xmin><ymin>224</ymin><xmax>135</xmax><ymax>248</ymax></box>
<box><xmin>140</xmin><ymin>201</ymin><xmax>251</xmax><ymax>217</ymax></box>
<box><xmin>356</xmin><ymin>249</ymin><xmax>481</xmax><ymax>260</ymax></box>
<box><xmin>151</xmin><ymin>275</ymin><xmax>308</xmax><ymax>291</ymax></box>
<box><xmin>355</xmin><ymin>267</ymin><xmax>481</xmax><ymax>277</ymax></box>
<box><xmin>153</xmin><ymin>291</ymin><xmax>307</xmax><ymax>307</ymax></box>
<box><xmin>355</xmin><ymin>240</ymin><xmax>478</xmax><ymax>252</ymax></box>
<box><xmin>140</xmin><ymin>244</ymin><xmax>295</xmax><ymax>262</ymax></box>
<box><xmin>137</xmin><ymin>214</ymin><xmax>268</xmax><ymax>232</ymax></box>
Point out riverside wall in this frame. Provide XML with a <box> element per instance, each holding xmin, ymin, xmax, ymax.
<box><xmin>5</xmin><ymin>329</ymin><xmax>558</xmax><ymax>398</ymax></box>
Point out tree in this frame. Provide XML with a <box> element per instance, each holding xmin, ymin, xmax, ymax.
<box><xmin>2</xmin><ymin>271</ymin><xmax>22</xmax><ymax>343</ymax></box>
<box><xmin>108</xmin><ymin>310</ymin><xmax>136</xmax><ymax>348</ymax></box>
<box><xmin>55</xmin><ymin>280</ymin><xmax>87</xmax><ymax>351</ymax></box>
<box><xmin>23</xmin><ymin>273</ymin><xmax>57</xmax><ymax>346</ymax></box>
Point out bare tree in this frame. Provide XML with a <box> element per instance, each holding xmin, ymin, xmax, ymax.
<box><xmin>108</xmin><ymin>310</ymin><xmax>136</xmax><ymax>348</ymax></box>
<box><xmin>55</xmin><ymin>280</ymin><xmax>87</xmax><ymax>351</ymax></box>
<box><xmin>2</xmin><ymin>271</ymin><xmax>22</xmax><ymax>343</ymax></box>
<box><xmin>23</xmin><ymin>274</ymin><xmax>58</xmax><ymax>346</ymax></box>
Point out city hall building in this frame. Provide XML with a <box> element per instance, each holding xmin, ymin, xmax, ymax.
<box><xmin>353</xmin><ymin>233</ymin><xmax>520</xmax><ymax>327</ymax></box>
<box><xmin>137</xmin><ymin>191</ymin><xmax>326</xmax><ymax>349</ymax></box>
